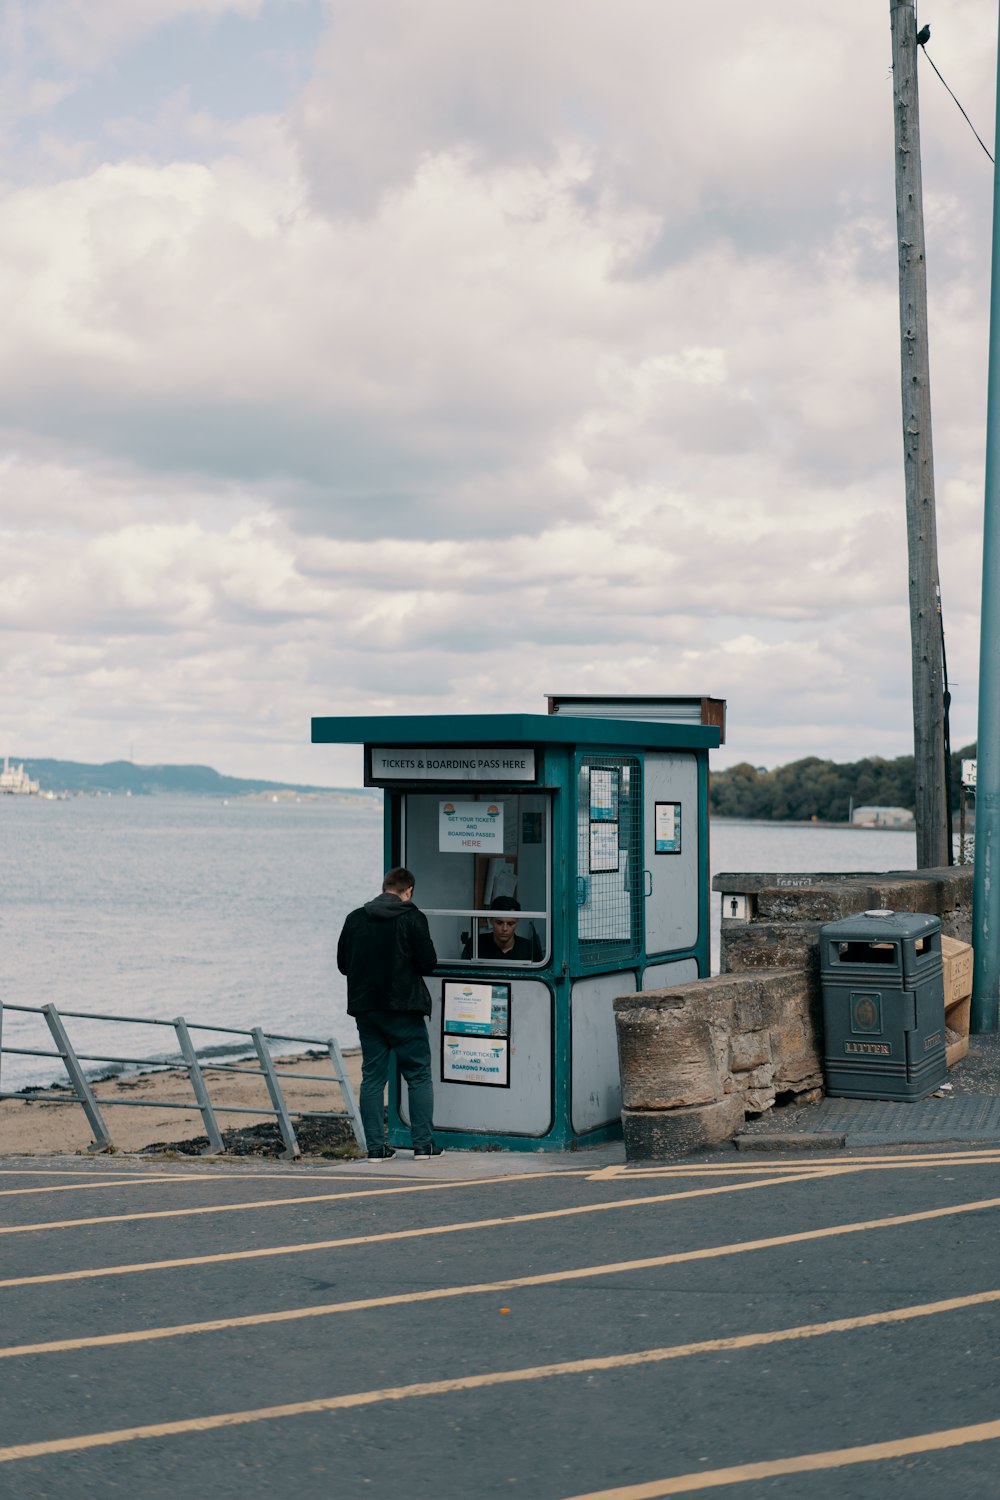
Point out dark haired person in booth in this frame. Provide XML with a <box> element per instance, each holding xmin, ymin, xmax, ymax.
<box><xmin>463</xmin><ymin>896</ymin><xmax>535</xmax><ymax>961</ymax></box>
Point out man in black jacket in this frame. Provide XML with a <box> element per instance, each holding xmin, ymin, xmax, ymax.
<box><xmin>337</xmin><ymin>866</ymin><xmax>441</xmax><ymax>1160</ymax></box>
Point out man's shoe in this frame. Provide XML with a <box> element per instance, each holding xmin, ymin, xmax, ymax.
<box><xmin>412</xmin><ymin>1143</ymin><xmax>444</xmax><ymax>1160</ymax></box>
<box><xmin>367</xmin><ymin>1146</ymin><xmax>396</xmax><ymax>1161</ymax></box>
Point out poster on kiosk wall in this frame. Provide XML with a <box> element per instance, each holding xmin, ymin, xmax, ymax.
<box><xmin>442</xmin><ymin>1035</ymin><xmax>510</xmax><ymax>1087</ymax></box>
<box><xmin>442</xmin><ymin>980</ymin><xmax>511</xmax><ymax>1086</ymax></box>
<box><xmin>439</xmin><ymin>801</ymin><xmax>505</xmax><ymax>853</ymax></box>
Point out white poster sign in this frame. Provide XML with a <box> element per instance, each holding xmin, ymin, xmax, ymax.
<box><xmin>442</xmin><ymin>1035</ymin><xmax>510</xmax><ymax>1086</ymax></box>
<box><xmin>443</xmin><ymin>982</ymin><xmax>510</xmax><ymax>1036</ymax></box>
<box><xmin>439</xmin><ymin>801</ymin><xmax>504</xmax><ymax>853</ymax></box>
<box><xmin>654</xmin><ymin>801</ymin><xmax>681</xmax><ymax>854</ymax></box>
<box><xmin>371</xmin><ymin>748</ymin><xmax>536</xmax><ymax>781</ymax></box>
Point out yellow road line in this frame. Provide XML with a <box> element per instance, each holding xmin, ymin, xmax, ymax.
<box><xmin>3</xmin><ymin>1246</ymin><xmax>999</xmax><ymax>1364</ymax></box>
<box><xmin>0</xmin><ymin>1169</ymin><xmax>831</xmax><ymax>1288</ymax></box>
<box><xmin>563</xmin><ymin>1419</ymin><xmax>1000</xmax><ymax>1498</ymax></box>
<box><xmin>0</xmin><ymin>1169</ymin><xmax>599</xmax><ymax>1234</ymax></box>
<box><xmin>4</xmin><ymin>1303</ymin><xmax>1000</xmax><ymax>1467</ymax></box>
<box><xmin>589</xmin><ymin>1149</ymin><xmax>1000</xmax><ymax>1180</ymax></box>
<box><xmin>1</xmin><ymin>1173</ymin><xmax>995</xmax><ymax>1294</ymax></box>
<box><xmin>0</xmin><ymin>1177</ymin><xmax>206</xmax><ymax>1200</ymax></box>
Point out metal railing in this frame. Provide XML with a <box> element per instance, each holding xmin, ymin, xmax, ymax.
<box><xmin>0</xmin><ymin>1002</ymin><xmax>364</xmax><ymax>1161</ymax></box>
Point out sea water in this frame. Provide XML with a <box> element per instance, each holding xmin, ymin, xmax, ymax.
<box><xmin>0</xmin><ymin>795</ymin><xmax>917</xmax><ymax>1090</ymax></box>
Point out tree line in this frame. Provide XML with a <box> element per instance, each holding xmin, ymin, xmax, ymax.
<box><xmin>710</xmin><ymin>744</ymin><xmax>976</xmax><ymax>824</ymax></box>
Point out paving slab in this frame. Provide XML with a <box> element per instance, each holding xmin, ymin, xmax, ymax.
<box><xmin>735</xmin><ymin>1093</ymin><xmax>1000</xmax><ymax>1150</ymax></box>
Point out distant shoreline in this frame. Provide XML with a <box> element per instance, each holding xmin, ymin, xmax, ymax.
<box><xmin>711</xmin><ymin>816</ymin><xmax>915</xmax><ymax>832</ymax></box>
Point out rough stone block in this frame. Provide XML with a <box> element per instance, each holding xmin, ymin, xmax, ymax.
<box><xmin>772</xmin><ymin>1055</ymin><xmax>824</xmax><ymax>1096</ymax></box>
<box><xmin>729</xmin><ymin>1030</ymin><xmax>771</xmax><ymax>1073</ymax></box>
<box><xmin>622</xmin><ymin>1093</ymin><xmax>745</xmax><ymax>1161</ymax></box>
<box><xmin>615</xmin><ymin>1005</ymin><xmax>726</xmax><ymax>1110</ymax></box>
<box><xmin>742</xmin><ymin>1087</ymin><xmax>776</xmax><ymax>1114</ymax></box>
<box><xmin>720</xmin><ymin>922</ymin><xmax>821</xmax><ymax>975</ymax></box>
<box><xmin>756</xmin><ymin>885</ymin><xmax>874</xmax><ymax>923</ymax></box>
<box><xmin>863</xmin><ymin>877</ymin><xmax>939</xmax><ymax>915</ymax></box>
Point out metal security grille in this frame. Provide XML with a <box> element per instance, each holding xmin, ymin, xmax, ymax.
<box><xmin>575</xmin><ymin>754</ymin><xmax>643</xmax><ymax>968</ymax></box>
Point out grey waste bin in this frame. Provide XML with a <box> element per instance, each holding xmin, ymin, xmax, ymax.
<box><xmin>819</xmin><ymin>910</ymin><xmax>946</xmax><ymax>1100</ymax></box>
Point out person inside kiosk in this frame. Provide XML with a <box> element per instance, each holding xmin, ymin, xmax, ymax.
<box><xmin>400</xmin><ymin>791</ymin><xmax>549</xmax><ymax>966</ymax></box>
<box><xmin>462</xmin><ymin>896</ymin><xmax>538</xmax><ymax>962</ymax></box>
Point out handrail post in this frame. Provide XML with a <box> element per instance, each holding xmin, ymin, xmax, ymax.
<box><xmin>326</xmin><ymin>1037</ymin><xmax>365</xmax><ymax>1150</ymax></box>
<box><xmin>41</xmin><ymin>1003</ymin><xmax>112</xmax><ymax>1152</ymax></box>
<box><xmin>173</xmin><ymin>1017</ymin><xmax>226</xmax><ymax>1154</ymax></box>
<box><xmin>251</xmin><ymin>1028</ymin><xmax>300</xmax><ymax>1160</ymax></box>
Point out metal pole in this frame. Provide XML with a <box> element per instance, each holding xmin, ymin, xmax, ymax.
<box><xmin>173</xmin><ymin>1017</ymin><xmax>226</xmax><ymax>1154</ymax></box>
<box><xmin>251</xmin><ymin>1027</ymin><xmax>301</xmax><ymax>1160</ymax></box>
<box><xmin>41</xmin><ymin>1003</ymin><xmax>112</xmax><ymax>1151</ymax></box>
<box><xmin>326</xmin><ymin>1037</ymin><xmax>366</xmax><ymax>1150</ymax></box>
<box><xmin>890</xmin><ymin>0</ymin><xmax>950</xmax><ymax>869</ymax></box>
<box><xmin>970</xmin><ymin>9</ymin><xmax>1000</xmax><ymax>1033</ymax></box>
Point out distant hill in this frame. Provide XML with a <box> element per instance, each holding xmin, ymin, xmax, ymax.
<box><xmin>11</xmin><ymin>758</ymin><xmax>373</xmax><ymax>799</ymax></box>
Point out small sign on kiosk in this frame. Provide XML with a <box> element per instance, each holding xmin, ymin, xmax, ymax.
<box><xmin>442</xmin><ymin>980</ymin><xmax>511</xmax><ymax>1086</ymax></box>
<box><xmin>654</xmin><ymin>801</ymin><xmax>682</xmax><ymax>854</ymax></box>
<box><xmin>439</xmin><ymin>801</ymin><xmax>505</xmax><ymax>852</ymax></box>
<box><xmin>443</xmin><ymin>980</ymin><xmax>510</xmax><ymax>1035</ymax></box>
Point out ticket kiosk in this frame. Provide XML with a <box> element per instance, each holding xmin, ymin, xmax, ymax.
<box><xmin>312</xmin><ymin>712</ymin><xmax>720</xmax><ymax>1150</ymax></box>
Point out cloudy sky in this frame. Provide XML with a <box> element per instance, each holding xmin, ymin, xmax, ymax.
<box><xmin>0</xmin><ymin>0</ymin><xmax>994</xmax><ymax>787</ymax></box>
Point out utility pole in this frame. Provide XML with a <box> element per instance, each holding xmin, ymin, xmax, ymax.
<box><xmin>970</xmin><ymin>13</ymin><xmax>1000</xmax><ymax>1033</ymax></box>
<box><xmin>890</xmin><ymin>0</ymin><xmax>950</xmax><ymax>870</ymax></box>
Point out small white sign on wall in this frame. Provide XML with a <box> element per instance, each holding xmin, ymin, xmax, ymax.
<box><xmin>722</xmin><ymin>893</ymin><xmax>748</xmax><ymax>922</ymax></box>
<box><xmin>442</xmin><ymin>1035</ymin><xmax>510</xmax><ymax>1086</ymax></box>
<box><xmin>439</xmin><ymin>801</ymin><xmax>504</xmax><ymax>853</ymax></box>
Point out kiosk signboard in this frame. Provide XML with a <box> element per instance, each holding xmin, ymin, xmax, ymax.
<box><xmin>371</xmin><ymin>748</ymin><xmax>536</xmax><ymax>781</ymax></box>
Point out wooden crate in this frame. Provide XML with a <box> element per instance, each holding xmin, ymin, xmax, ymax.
<box><xmin>945</xmin><ymin>993</ymin><xmax>971</xmax><ymax>1068</ymax></box>
<box><xmin>941</xmin><ymin>935</ymin><xmax>974</xmax><ymax>1008</ymax></box>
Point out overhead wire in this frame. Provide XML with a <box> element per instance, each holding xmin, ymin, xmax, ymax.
<box><xmin>919</xmin><ymin>41</ymin><xmax>994</xmax><ymax>164</ymax></box>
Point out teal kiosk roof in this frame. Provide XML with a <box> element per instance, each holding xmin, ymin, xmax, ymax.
<box><xmin>312</xmin><ymin>712</ymin><xmax>721</xmax><ymax>754</ymax></box>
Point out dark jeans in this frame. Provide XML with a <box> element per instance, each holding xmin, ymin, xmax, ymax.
<box><xmin>355</xmin><ymin>1010</ymin><xmax>435</xmax><ymax>1151</ymax></box>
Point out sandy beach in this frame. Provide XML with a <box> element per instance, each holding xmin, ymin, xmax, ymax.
<box><xmin>0</xmin><ymin>1049</ymin><xmax>365</xmax><ymax>1157</ymax></box>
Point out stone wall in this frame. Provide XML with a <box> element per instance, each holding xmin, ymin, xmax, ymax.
<box><xmin>615</xmin><ymin>968</ymin><xmax>823</xmax><ymax>1160</ymax></box>
<box><xmin>613</xmin><ymin>863</ymin><xmax>973</xmax><ymax>1160</ymax></box>
<box><xmin>717</xmin><ymin>865</ymin><xmax>973</xmax><ymax>976</ymax></box>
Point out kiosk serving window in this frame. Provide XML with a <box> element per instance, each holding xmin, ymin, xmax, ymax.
<box><xmin>402</xmin><ymin>792</ymin><xmax>550</xmax><ymax>965</ymax></box>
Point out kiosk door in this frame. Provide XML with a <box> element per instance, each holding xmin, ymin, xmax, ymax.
<box><xmin>644</xmin><ymin>752</ymin><xmax>698</xmax><ymax>955</ymax></box>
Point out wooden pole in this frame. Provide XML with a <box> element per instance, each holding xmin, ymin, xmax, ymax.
<box><xmin>890</xmin><ymin>0</ymin><xmax>950</xmax><ymax>870</ymax></box>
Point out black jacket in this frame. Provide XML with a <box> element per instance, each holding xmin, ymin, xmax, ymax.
<box><xmin>337</xmin><ymin>892</ymin><xmax>438</xmax><ymax>1016</ymax></box>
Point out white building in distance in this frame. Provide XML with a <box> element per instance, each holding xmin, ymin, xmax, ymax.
<box><xmin>852</xmin><ymin>805</ymin><xmax>915</xmax><ymax>830</ymax></box>
<box><xmin>0</xmin><ymin>757</ymin><xmax>39</xmax><ymax>795</ymax></box>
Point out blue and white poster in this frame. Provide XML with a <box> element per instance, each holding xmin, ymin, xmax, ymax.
<box><xmin>443</xmin><ymin>981</ymin><xmax>510</xmax><ymax>1037</ymax></box>
<box><xmin>655</xmin><ymin>801</ymin><xmax>681</xmax><ymax>854</ymax></box>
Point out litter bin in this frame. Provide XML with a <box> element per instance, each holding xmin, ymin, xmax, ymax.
<box><xmin>819</xmin><ymin>910</ymin><xmax>946</xmax><ymax>1100</ymax></box>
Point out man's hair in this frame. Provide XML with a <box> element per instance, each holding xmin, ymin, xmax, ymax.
<box><xmin>382</xmin><ymin>866</ymin><xmax>415</xmax><ymax>894</ymax></box>
<box><xmin>489</xmin><ymin>895</ymin><xmax>520</xmax><ymax>911</ymax></box>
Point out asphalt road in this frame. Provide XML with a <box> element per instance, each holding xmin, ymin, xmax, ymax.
<box><xmin>1</xmin><ymin>1147</ymin><xmax>999</xmax><ymax>1498</ymax></box>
